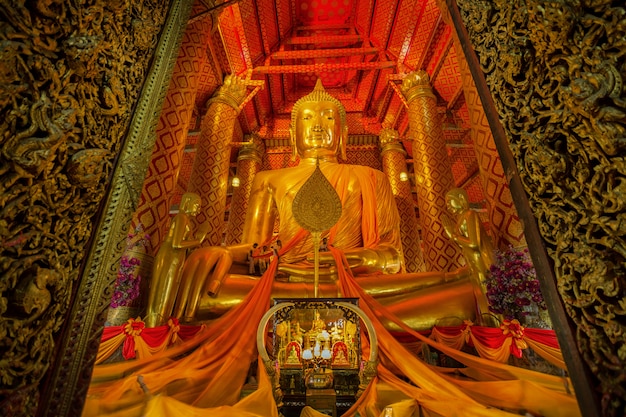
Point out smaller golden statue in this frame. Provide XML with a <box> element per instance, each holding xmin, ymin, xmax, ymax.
<box><xmin>145</xmin><ymin>192</ymin><xmax>209</xmax><ymax>327</ymax></box>
<box><xmin>442</xmin><ymin>188</ymin><xmax>496</xmax><ymax>322</ymax></box>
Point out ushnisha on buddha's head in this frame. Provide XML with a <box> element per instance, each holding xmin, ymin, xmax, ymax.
<box><xmin>290</xmin><ymin>79</ymin><xmax>348</xmax><ymax>161</ymax></box>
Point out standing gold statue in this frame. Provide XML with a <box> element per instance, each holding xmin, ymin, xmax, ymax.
<box><xmin>442</xmin><ymin>188</ymin><xmax>496</xmax><ymax>323</ymax></box>
<box><xmin>145</xmin><ymin>192</ymin><xmax>209</xmax><ymax>327</ymax></box>
<box><xmin>165</xmin><ymin>80</ymin><xmax>478</xmax><ymax>330</ymax></box>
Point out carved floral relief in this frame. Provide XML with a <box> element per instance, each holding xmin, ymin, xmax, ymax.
<box><xmin>0</xmin><ymin>1</ymin><xmax>169</xmax><ymax>415</ymax></box>
<box><xmin>457</xmin><ymin>0</ymin><xmax>626</xmax><ymax>415</ymax></box>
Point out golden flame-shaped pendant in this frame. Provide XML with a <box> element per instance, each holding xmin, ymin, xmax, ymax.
<box><xmin>292</xmin><ymin>161</ymin><xmax>342</xmax><ymax>233</ymax></box>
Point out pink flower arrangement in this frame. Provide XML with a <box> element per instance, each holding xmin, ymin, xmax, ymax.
<box><xmin>485</xmin><ymin>246</ymin><xmax>546</xmax><ymax>320</ymax></box>
<box><xmin>110</xmin><ymin>224</ymin><xmax>150</xmax><ymax>308</ymax></box>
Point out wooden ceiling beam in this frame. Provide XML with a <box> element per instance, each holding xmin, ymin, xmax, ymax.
<box><xmin>295</xmin><ymin>23</ymin><xmax>353</xmax><ymax>31</ymax></box>
<box><xmin>285</xmin><ymin>34</ymin><xmax>362</xmax><ymax>44</ymax></box>
<box><xmin>253</xmin><ymin>60</ymin><xmax>396</xmax><ymax>74</ymax></box>
<box><xmin>271</xmin><ymin>47</ymin><xmax>379</xmax><ymax>59</ymax></box>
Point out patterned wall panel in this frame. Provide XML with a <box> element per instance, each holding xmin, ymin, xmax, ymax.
<box><xmin>257</xmin><ymin>0</ymin><xmax>279</xmax><ymax>53</ymax></box>
<box><xmin>370</xmin><ymin>0</ymin><xmax>397</xmax><ymax>47</ymax></box>
<box><xmin>238</xmin><ymin>0</ymin><xmax>264</xmax><ymax>63</ymax></box>
<box><xmin>210</xmin><ymin>27</ymin><xmax>231</xmax><ymax>77</ymax></box>
<box><xmin>133</xmin><ymin>18</ymin><xmax>214</xmax><ymax>254</ymax></box>
<box><xmin>388</xmin><ymin>0</ymin><xmax>420</xmax><ymax>59</ymax></box>
<box><xmin>432</xmin><ymin>37</ymin><xmax>460</xmax><ymax>102</ymax></box>
<box><xmin>346</xmin><ymin>112</ymin><xmax>370</xmax><ymax>135</ymax></box>
<box><xmin>451</xmin><ymin>35</ymin><xmax>525</xmax><ymax>249</ymax></box>
<box><xmin>368</xmin><ymin>68</ymin><xmax>394</xmax><ymax>118</ymax></box>
<box><xmin>345</xmin><ymin>148</ymin><xmax>382</xmax><ymax>170</ymax></box>
<box><xmin>403</xmin><ymin>0</ymin><xmax>439</xmax><ymax>67</ymax></box>
<box><xmin>276</xmin><ymin>0</ymin><xmax>293</xmax><ymax>37</ymax></box>
<box><xmin>425</xmin><ymin>21</ymin><xmax>450</xmax><ymax>75</ymax></box>
<box><xmin>355</xmin><ymin>0</ymin><xmax>375</xmax><ymax>34</ymax></box>
<box><xmin>448</xmin><ymin>145</ymin><xmax>478</xmax><ymax>187</ymax></box>
<box><xmin>295</xmin><ymin>0</ymin><xmax>354</xmax><ymax>24</ymax></box>
<box><xmin>218</xmin><ymin>6</ymin><xmax>247</xmax><ymax>73</ymax></box>
<box><xmin>455</xmin><ymin>101</ymin><xmax>471</xmax><ymax>129</ymax></box>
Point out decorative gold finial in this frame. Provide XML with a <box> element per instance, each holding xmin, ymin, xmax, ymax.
<box><xmin>292</xmin><ymin>159</ymin><xmax>342</xmax><ymax>297</ymax></box>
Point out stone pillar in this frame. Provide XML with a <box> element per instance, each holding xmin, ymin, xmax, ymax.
<box><xmin>379</xmin><ymin>126</ymin><xmax>426</xmax><ymax>272</ymax></box>
<box><xmin>400</xmin><ymin>70</ymin><xmax>462</xmax><ymax>271</ymax></box>
<box><xmin>437</xmin><ymin>2</ymin><xmax>526</xmax><ymax>250</ymax></box>
<box><xmin>187</xmin><ymin>75</ymin><xmax>248</xmax><ymax>246</ymax></box>
<box><xmin>224</xmin><ymin>140</ymin><xmax>263</xmax><ymax>245</ymax></box>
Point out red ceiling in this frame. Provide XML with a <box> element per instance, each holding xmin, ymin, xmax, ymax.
<box><xmin>189</xmin><ymin>0</ymin><xmax>467</xmax><ymax>139</ymax></box>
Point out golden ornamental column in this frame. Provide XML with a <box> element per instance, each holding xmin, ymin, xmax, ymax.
<box><xmin>379</xmin><ymin>125</ymin><xmax>426</xmax><ymax>272</ymax></box>
<box><xmin>187</xmin><ymin>75</ymin><xmax>247</xmax><ymax>246</ymax></box>
<box><xmin>400</xmin><ymin>70</ymin><xmax>462</xmax><ymax>271</ymax></box>
<box><xmin>224</xmin><ymin>140</ymin><xmax>263</xmax><ymax>245</ymax></box>
<box><xmin>437</xmin><ymin>0</ymin><xmax>526</xmax><ymax>249</ymax></box>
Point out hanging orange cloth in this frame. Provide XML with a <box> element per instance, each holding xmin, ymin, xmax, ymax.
<box><xmin>86</xmin><ymin>230</ymin><xmax>579</xmax><ymax>417</ymax></box>
<box><xmin>85</xmin><ymin>231</ymin><xmax>308</xmax><ymax>416</ymax></box>
<box><xmin>328</xmin><ymin>247</ymin><xmax>580</xmax><ymax>417</ymax></box>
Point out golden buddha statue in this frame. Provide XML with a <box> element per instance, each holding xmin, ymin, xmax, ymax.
<box><xmin>145</xmin><ymin>192</ymin><xmax>209</xmax><ymax>327</ymax></box>
<box><xmin>165</xmin><ymin>80</ymin><xmax>477</xmax><ymax>330</ymax></box>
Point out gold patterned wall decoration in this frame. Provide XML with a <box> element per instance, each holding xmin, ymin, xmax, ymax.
<box><xmin>456</xmin><ymin>0</ymin><xmax>626</xmax><ymax>415</ymax></box>
<box><xmin>0</xmin><ymin>1</ymin><xmax>179</xmax><ymax>416</ymax></box>
<box><xmin>132</xmin><ymin>17</ymin><xmax>218</xmax><ymax>255</ymax></box>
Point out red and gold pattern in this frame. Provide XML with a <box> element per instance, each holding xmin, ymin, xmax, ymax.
<box><xmin>132</xmin><ymin>19</ymin><xmax>217</xmax><ymax>254</ymax></box>
<box><xmin>438</xmin><ymin>3</ymin><xmax>526</xmax><ymax>248</ymax></box>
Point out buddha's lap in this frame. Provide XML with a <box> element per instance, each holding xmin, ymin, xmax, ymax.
<box><xmin>194</xmin><ymin>270</ymin><xmax>477</xmax><ymax>331</ymax></box>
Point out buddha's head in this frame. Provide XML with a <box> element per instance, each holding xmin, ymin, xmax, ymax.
<box><xmin>180</xmin><ymin>192</ymin><xmax>202</xmax><ymax>215</ymax></box>
<box><xmin>290</xmin><ymin>79</ymin><xmax>348</xmax><ymax>161</ymax></box>
<box><xmin>445</xmin><ymin>188</ymin><xmax>469</xmax><ymax>215</ymax></box>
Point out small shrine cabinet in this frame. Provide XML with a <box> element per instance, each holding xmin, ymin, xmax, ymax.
<box><xmin>271</xmin><ymin>298</ymin><xmax>362</xmax><ymax>417</ymax></box>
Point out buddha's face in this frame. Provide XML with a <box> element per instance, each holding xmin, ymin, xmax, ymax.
<box><xmin>182</xmin><ymin>194</ymin><xmax>201</xmax><ymax>215</ymax></box>
<box><xmin>446</xmin><ymin>192</ymin><xmax>466</xmax><ymax>214</ymax></box>
<box><xmin>291</xmin><ymin>100</ymin><xmax>347</xmax><ymax>159</ymax></box>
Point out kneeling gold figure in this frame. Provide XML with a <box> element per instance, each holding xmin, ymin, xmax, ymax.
<box><xmin>150</xmin><ymin>80</ymin><xmax>480</xmax><ymax>330</ymax></box>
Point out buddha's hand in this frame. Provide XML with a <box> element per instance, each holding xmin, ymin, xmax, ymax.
<box><xmin>303</xmin><ymin>245</ymin><xmax>402</xmax><ymax>275</ymax></box>
<box><xmin>441</xmin><ymin>214</ymin><xmax>455</xmax><ymax>239</ymax></box>
<box><xmin>182</xmin><ymin>246</ymin><xmax>234</xmax><ymax>297</ymax></box>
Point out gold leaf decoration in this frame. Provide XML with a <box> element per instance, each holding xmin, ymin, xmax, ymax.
<box><xmin>292</xmin><ymin>162</ymin><xmax>342</xmax><ymax>233</ymax></box>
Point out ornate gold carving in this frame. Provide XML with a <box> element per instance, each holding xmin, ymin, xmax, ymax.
<box><xmin>457</xmin><ymin>0</ymin><xmax>626</xmax><ymax>414</ymax></box>
<box><xmin>0</xmin><ymin>1</ymin><xmax>187</xmax><ymax>416</ymax></box>
<box><xmin>206</xmin><ymin>74</ymin><xmax>249</xmax><ymax>112</ymax></box>
<box><xmin>292</xmin><ymin>162</ymin><xmax>342</xmax><ymax>233</ymax></box>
